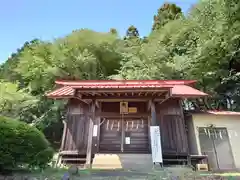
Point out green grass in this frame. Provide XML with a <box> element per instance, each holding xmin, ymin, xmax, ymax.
<box><xmin>4</xmin><ymin>167</ymin><xmax>240</xmax><ymax>180</ymax></box>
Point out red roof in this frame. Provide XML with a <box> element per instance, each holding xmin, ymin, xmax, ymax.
<box><xmin>206</xmin><ymin>111</ymin><xmax>240</xmax><ymax>116</ymax></box>
<box><xmin>55</xmin><ymin>80</ymin><xmax>197</xmax><ymax>88</ymax></box>
<box><xmin>189</xmin><ymin>110</ymin><xmax>240</xmax><ymax>116</ymax></box>
<box><xmin>171</xmin><ymin>85</ymin><xmax>207</xmax><ymax>97</ymax></box>
<box><xmin>46</xmin><ymin>80</ymin><xmax>208</xmax><ymax>98</ymax></box>
<box><xmin>47</xmin><ymin>86</ymin><xmax>74</xmax><ymax>98</ymax></box>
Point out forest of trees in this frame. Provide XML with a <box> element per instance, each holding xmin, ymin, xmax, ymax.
<box><xmin>0</xmin><ymin>0</ymin><xmax>240</xmax><ymax>145</ymax></box>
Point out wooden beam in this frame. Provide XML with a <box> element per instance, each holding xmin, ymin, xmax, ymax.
<box><xmin>73</xmin><ymin>89</ymin><xmax>91</xmax><ymax>104</ymax></box>
<box><xmin>96</xmin><ymin>112</ymin><xmax>149</xmax><ymax>118</ymax></box>
<box><xmin>157</xmin><ymin>92</ymin><xmax>165</xmax><ymax>96</ymax></box>
<box><xmin>76</xmin><ymin>88</ymin><xmax>170</xmax><ymax>93</ymax></box>
<box><xmin>75</xmin><ymin>91</ymin><xmax>82</xmax><ymax>99</ymax></box>
<box><xmin>152</xmin><ymin>92</ymin><xmax>157</xmax><ymax>96</ymax></box>
<box><xmin>74</xmin><ymin>96</ymin><xmax>91</xmax><ymax>104</ymax></box>
<box><xmin>95</xmin><ymin>98</ymin><xmax>151</xmax><ymax>102</ymax></box>
<box><xmin>81</xmin><ymin>94</ymin><xmax>167</xmax><ymax>100</ymax></box>
<box><xmin>158</xmin><ymin>90</ymin><xmax>171</xmax><ymax>105</ymax></box>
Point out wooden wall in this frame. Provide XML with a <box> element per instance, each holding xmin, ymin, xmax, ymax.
<box><xmin>61</xmin><ymin>99</ymin><xmax>90</xmax><ymax>154</ymax></box>
<box><xmin>61</xmin><ymin>98</ymin><xmax>188</xmax><ymax>156</ymax></box>
<box><xmin>156</xmin><ymin>98</ymin><xmax>189</xmax><ymax>155</ymax></box>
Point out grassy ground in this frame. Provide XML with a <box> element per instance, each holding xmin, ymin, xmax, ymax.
<box><xmin>2</xmin><ymin>167</ymin><xmax>240</xmax><ymax>179</ymax></box>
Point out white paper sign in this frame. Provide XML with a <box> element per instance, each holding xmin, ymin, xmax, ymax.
<box><xmin>150</xmin><ymin>126</ymin><xmax>163</xmax><ymax>163</ymax></box>
<box><xmin>93</xmin><ymin>125</ymin><xmax>98</xmax><ymax>137</ymax></box>
<box><xmin>125</xmin><ymin>137</ymin><xmax>130</xmax><ymax>144</ymax></box>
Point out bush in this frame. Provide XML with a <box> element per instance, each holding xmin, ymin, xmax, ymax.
<box><xmin>0</xmin><ymin>116</ymin><xmax>54</xmax><ymax>170</ymax></box>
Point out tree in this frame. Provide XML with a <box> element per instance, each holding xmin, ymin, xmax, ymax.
<box><xmin>0</xmin><ymin>81</ymin><xmax>37</xmax><ymax>118</ymax></box>
<box><xmin>117</xmin><ymin>0</ymin><xmax>240</xmax><ymax>111</ymax></box>
<box><xmin>10</xmin><ymin>29</ymin><xmax>123</xmax><ymax>131</ymax></box>
<box><xmin>0</xmin><ymin>39</ymin><xmax>41</xmax><ymax>84</ymax></box>
<box><xmin>125</xmin><ymin>25</ymin><xmax>139</xmax><ymax>39</ymax></box>
<box><xmin>152</xmin><ymin>3</ymin><xmax>183</xmax><ymax>31</ymax></box>
<box><xmin>109</xmin><ymin>28</ymin><xmax>118</xmax><ymax>35</ymax></box>
<box><xmin>16</xmin><ymin>29</ymin><xmax>122</xmax><ymax>94</ymax></box>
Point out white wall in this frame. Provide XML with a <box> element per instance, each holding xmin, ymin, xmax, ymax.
<box><xmin>190</xmin><ymin>114</ymin><xmax>240</xmax><ymax>168</ymax></box>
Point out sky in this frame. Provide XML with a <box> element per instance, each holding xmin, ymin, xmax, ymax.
<box><xmin>0</xmin><ymin>0</ymin><xmax>197</xmax><ymax>63</ymax></box>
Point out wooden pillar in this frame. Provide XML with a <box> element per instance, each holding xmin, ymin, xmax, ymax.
<box><xmin>60</xmin><ymin>120</ymin><xmax>67</xmax><ymax>151</ymax></box>
<box><xmin>149</xmin><ymin>99</ymin><xmax>163</xmax><ymax>167</ymax></box>
<box><xmin>86</xmin><ymin>100</ymin><xmax>96</xmax><ymax>168</ymax></box>
<box><xmin>56</xmin><ymin>120</ymin><xmax>67</xmax><ymax>167</ymax></box>
<box><xmin>93</xmin><ymin>101</ymin><xmax>101</xmax><ymax>153</ymax></box>
<box><xmin>150</xmin><ymin>99</ymin><xmax>157</xmax><ymax>126</ymax></box>
<box><xmin>94</xmin><ymin>101</ymin><xmax>102</xmax><ymax>153</ymax></box>
<box><xmin>95</xmin><ymin>116</ymin><xmax>101</xmax><ymax>152</ymax></box>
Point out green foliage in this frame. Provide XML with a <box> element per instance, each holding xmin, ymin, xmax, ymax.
<box><xmin>16</xmin><ymin>29</ymin><xmax>122</xmax><ymax>94</ymax></box>
<box><xmin>152</xmin><ymin>3</ymin><xmax>183</xmax><ymax>31</ymax></box>
<box><xmin>0</xmin><ymin>81</ymin><xmax>38</xmax><ymax>118</ymax></box>
<box><xmin>109</xmin><ymin>28</ymin><xmax>118</xmax><ymax>35</ymax></box>
<box><xmin>0</xmin><ymin>116</ymin><xmax>54</xmax><ymax>170</ymax></box>
<box><xmin>10</xmin><ymin>29</ymin><xmax>122</xmax><ymax>129</ymax></box>
<box><xmin>117</xmin><ymin>0</ymin><xmax>240</xmax><ymax>110</ymax></box>
<box><xmin>0</xmin><ymin>39</ymin><xmax>41</xmax><ymax>84</ymax></box>
<box><xmin>125</xmin><ymin>25</ymin><xmax>139</xmax><ymax>39</ymax></box>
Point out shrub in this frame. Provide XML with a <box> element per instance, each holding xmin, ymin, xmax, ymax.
<box><xmin>0</xmin><ymin>116</ymin><xmax>54</xmax><ymax>170</ymax></box>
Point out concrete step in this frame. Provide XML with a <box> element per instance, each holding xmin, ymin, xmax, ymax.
<box><xmin>92</xmin><ymin>154</ymin><xmax>122</xmax><ymax>169</ymax></box>
<box><xmin>92</xmin><ymin>154</ymin><xmax>153</xmax><ymax>171</ymax></box>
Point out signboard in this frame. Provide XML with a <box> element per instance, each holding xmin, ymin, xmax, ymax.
<box><xmin>120</xmin><ymin>102</ymin><xmax>128</xmax><ymax>114</ymax></box>
<box><xmin>93</xmin><ymin>125</ymin><xmax>98</xmax><ymax>137</ymax></box>
<box><xmin>125</xmin><ymin>137</ymin><xmax>130</xmax><ymax>144</ymax></box>
<box><xmin>128</xmin><ymin>107</ymin><xmax>137</xmax><ymax>113</ymax></box>
<box><xmin>150</xmin><ymin>126</ymin><xmax>163</xmax><ymax>163</ymax></box>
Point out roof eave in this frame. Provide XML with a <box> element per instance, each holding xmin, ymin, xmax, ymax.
<box><xmin>172</xmin><ymin>94</ymin><xmax>208</xmax><ymax>98</ymax></box>
<box><xmin>55</xmin><ymin>79</ymin><xmax>197</xmax><ymax>86</ymax></box>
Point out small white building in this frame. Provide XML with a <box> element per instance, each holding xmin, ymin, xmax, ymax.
<box><xmin>187</xmin><ymin>111</ymin><xmax>240</xmax><ymax>170</ymax></box>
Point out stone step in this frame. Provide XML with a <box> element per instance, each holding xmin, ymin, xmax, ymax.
<box><xmin>92</xmin><ymin>154</ymin><xmax>122</xmax><ymax>169</ymax></box>
<box><xmin>92</xmin><ymin>165</ymin><xmax>123</xmax><ymax>169</ymax></box>
<box><xmin>92</xmin><ymin>154</ymin><xmax>153</xmax><ymax>171</ymax></box>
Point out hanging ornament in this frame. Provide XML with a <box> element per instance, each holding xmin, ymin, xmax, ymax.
<box><xmin>117</xmin><ymin>121</ymin><xmax>120</xmax><ymax>131</ymax></box>
<box><xmin>204</xmin><ymin>128</ymin><xmax>207</xmax><ymax>135</ymax></box>
<box><xmin>229</xmin><ymin>130</ymin><xmax>232</xmax><ymax>138</ymax></box>
<box><xmin>126</xmin><ymin>121</ymin><xmax>129</xmax><ymax>131</ymax></box>
<box><xmin>214</xmin><ymin>129</ymin><xmax>218</xmax><ymax>139</ymax></box>
<box><xmin>106</xmin><ymin>119</ymin><xmax>109</xmax><ymax>130</ymax></box>
<box><xmin>111</xmin><ymin>120</ymin><xmax>115</xmax><ymax>130</ymax></box>
<box><xmin>207</xmin><ymin>129</ymin><xmax>211</xmax><ymax>138</ymax></box>
<box><xmin>136</xmin><ymin>120</ymin><xmax>139</xmax><ymax>130</ymax></box>
<box><xmin>219</xmin><ymin>130</ymin><xmax>223</xmax><ymax>139</ymax></box>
